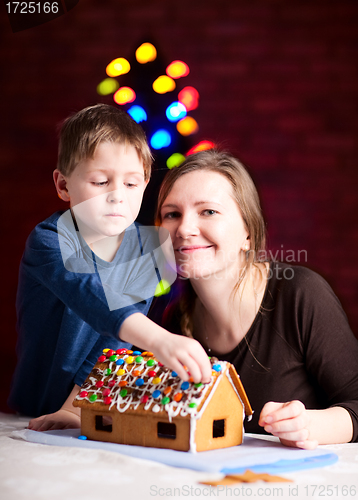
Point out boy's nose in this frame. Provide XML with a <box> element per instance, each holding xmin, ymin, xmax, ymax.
<box><xmin>106</xmin><ymin>189</ymin><xmax>123</xmax><ymax>204</ymax></box>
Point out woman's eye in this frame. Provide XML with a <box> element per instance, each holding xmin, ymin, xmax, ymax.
<box><xmin>162</xmin><ymin>211</ymin><xmax>180</xmax><ymax>220</ymax></box>
<box><xmin>202</xmin><ymin>209</ymin><xmax>218</xmax><ymax>216</ymax></box>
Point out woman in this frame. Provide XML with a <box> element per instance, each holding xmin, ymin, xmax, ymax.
<box><xmin>154</xmin><ymin>149</ymin><xmax>358</xmax><ymax>449</ymax></box>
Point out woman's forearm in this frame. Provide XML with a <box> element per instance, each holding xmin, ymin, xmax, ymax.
<box><xmin>307</xmin><ymin>406</ymin><xmax>353</xmax><ymax>445</ymax></box>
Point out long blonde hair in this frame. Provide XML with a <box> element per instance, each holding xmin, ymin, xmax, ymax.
<box><xmin>155</xmin><ymin>149</ymin><xmax>266</xmax><ymax>337</ymax></box>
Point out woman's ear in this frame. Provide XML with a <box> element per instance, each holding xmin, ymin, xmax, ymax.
<box><xmin>242</xmin><ymin>235</ymin><xmax>250</xmax><ymax>252</ymax></box>
<box><xmin>53</xmin><ymin>169</ymin><xmax>70</xmax><ymax>202</ymax></box>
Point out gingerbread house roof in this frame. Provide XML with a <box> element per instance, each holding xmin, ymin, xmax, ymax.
<box><xmin>73</xmin><ymin>348</ymin><xmax>252</xmax><ymax>421</ymax></box>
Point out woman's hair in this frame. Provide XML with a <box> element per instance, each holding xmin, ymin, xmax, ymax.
<box><xmin>155</xmin><ymin>149</ymin><xmax>266</xmax><ymax>337</ymax></box>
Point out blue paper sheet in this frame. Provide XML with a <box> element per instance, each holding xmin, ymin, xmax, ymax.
<box><xmin>13</xmin><ymin>428</ymin><xmax>338</xmax><ymax>474</ymax></box>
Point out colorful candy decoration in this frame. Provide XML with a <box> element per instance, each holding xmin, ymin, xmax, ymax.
<box><xmin>76</xmin><ymin>350</ymin><xmax>222</xmax><ymax>419</ymax></box>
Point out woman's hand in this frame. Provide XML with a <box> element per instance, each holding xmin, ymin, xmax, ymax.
<box><xmin>258</xmin><ymin>401</ymin><xmax>318</xmax><ymax>449</ymax></box>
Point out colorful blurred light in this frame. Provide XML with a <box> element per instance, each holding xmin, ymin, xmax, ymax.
<box><xmin>166</xmin><ymin>102</ymin><xmax>187</xmax><ymax>122</ymax></box>
<box><xmin>127</xmin><ymin>105</ymin><xmax>147</xmax><ymax>123</ymax></box>
<box><xmin>176</xmin><ymin>116</ymin><xmax>199</xmax><ymax>136</ymax></box>
<box><xmin>97</xmin><ymin>78</ymin><xmax>120</xmax><ymax>96</ymax></box>
<box><xmin>150</xmin><ymin>129</ymin><xmax>172</xmax><ymax>149</ymax></box>
<box><xmin>136</xmin><ymin>42</ymin><xmax>157</xmax><ymax>64</ymax></box>
<box><xmin>178</xmin><ymin>86</ymin><xmax>199</xmax><ymax>111</ymax></box>
<box><xmin>154</xmin><ymin>279</ymin><xmax>171</xmax><ymax>297</ymax></box>
<box><xmin>113</xmin><ymin>87</ymin><xmax>136</xmax><ymax>105</ymax></box>
<box><xmin>166</xmin><ymin>153</ymin><xmax>186</xmax><ymax>169</ymax></box>
<box><xmin>186</xmin><ymin>140</ymin><xmax>216</xmax><ymax>156</ymax></box>
<box><xmin>166</xmin><ymin>60</ymin><xmax>190</xmax><ymax>79</ymax></box>
<box><xmin>106</xmin><ymin>58</ymin><xmax>131</xmax><ymax>77</ymax></box>
<box><xmin>152</xmin><ymin>75</ymin><xmax>176</xmax><ymax>94</ymax></box>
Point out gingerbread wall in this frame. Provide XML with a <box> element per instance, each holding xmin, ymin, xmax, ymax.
<box><xmin>1</xmin><ymin>0</ymin><xmax>357</xmax><ymax>412</ymax></box>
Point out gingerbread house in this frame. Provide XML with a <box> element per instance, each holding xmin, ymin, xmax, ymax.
<box><xmin>73</xmin><ymin>348</ymin><xmax>253</xmax><ymax>452</ymax></box>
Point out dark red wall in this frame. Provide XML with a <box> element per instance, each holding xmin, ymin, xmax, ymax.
<box><xmin>1</xmin><ymin>0</ymin><xmax>358</xmax><ymax>412</ymax></box>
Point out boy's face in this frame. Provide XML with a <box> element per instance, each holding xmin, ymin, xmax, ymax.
<box><xmin>62</xmin><ymin>142</ymin><xmax>147</xmax><ymax>242</ymax></box>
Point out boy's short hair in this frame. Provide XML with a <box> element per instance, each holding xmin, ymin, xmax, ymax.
<box><xmin>57</xmin><ymin>104</ymin><xmax>152</xmax><ymax>181</ymax></box>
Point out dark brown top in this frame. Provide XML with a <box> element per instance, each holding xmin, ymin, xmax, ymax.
<box><xmin>149</xmin><ymin>262</ymin><xmax>358</xmax><ymax>441</ymax></box>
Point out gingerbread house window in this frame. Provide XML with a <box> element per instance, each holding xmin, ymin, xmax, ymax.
<box><xmin>157</xmin><ymin>422</ymin><xmax>176</xmax><ymax>440</ymax></box>
<box><xmin>95</xmin><ymin>415</ymin><xmax>113</xmax><ymax>432</ymax></box>
<box><xmin>213</xmin><ymin>419</ymin><xmax>225</xmax><ymax>438</ymax></box>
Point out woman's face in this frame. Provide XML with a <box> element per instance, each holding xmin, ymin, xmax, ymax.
<box><xmin>160</xmin><ymin>170</ymin><xmax>249</xmax><ymax>280</ymax></box>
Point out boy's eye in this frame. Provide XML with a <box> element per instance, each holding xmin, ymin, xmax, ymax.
<box><xmin>202</xmin><ymin>209</ymin><xmax>218</xmax><ymax>216</ymax></box>
<box><xmin>92</xmin><ymin>181</ymin><xmax>108</xmax><ymax>186</ymax></box>
<box><xmin>125</xmin><ymin>182</ymin><xmax>138</xmax><ymax>188</ymax></box>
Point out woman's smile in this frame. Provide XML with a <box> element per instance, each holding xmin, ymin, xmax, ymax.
<box><xmin>161</xmin><ymin>170</ymin><xmax>249</xmax><ymax>279</ymax></box>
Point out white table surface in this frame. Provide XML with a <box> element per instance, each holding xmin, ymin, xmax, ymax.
<box><xmin>1</xmin><ymin>412</ymin><xmax>358</xmax><ymax>500</ymax></box>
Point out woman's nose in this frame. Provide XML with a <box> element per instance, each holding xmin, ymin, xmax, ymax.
<box><xmin>175</xmin><ymin>215</ymin><xmax>199</xmax><ymax>239</ymax></box>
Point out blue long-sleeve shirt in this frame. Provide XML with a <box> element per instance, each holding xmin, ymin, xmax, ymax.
<box><xmin>9</xmin><ymin>210</ymin><xmax>173</xmax><ymax>417</ymax></box>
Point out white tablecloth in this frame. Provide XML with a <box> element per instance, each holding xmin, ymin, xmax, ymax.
<box><xmin>1</xmin><ymin>412</ymin><xmax>358</xmax><ymax>500</ymax></box>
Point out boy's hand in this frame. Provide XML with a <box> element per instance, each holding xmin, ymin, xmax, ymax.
<box><xmin>28</xmin><ymin>408</ymin><xmax>80</xmax><ymax>432</ymax></box>
<box><xmin>258</xmin><ymin>401</ymin><xmax>318</xmax><ymax>449</ymax></box>
<box><xmin>119</xmin><ymin>313</ymin><xmax>212</xmax><ymax>384</ymax></box>
<box><xmin>150</xmin><ymin>331</ymin><xmax>212</xmax><ymax>384</ymax></box>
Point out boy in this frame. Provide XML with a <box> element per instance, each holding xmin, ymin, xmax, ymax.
<box><xmin>9</xmin><ymin>104</ymin><xmax>211</xmax><ymax>431</ymax></box>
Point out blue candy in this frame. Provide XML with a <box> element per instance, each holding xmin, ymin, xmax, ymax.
<box><xmin>212</xmin><ymin>364</ymin><xmax>222</xmax><ymax>372</ymax></box>
<box><xmin>181</xmin><ymin>381</ymin><xmax>190</xmax><ymax>390</ymax></box>
<box><xmin>172</xmin><ymin>371</ymin><xmax>178</xmax><ymax>377</ymax></box>
<box><xmin>116</xmin><ymin>358</ymin><xmax>125</xmax><ymax>365</ymax></box>
<box><xmin>135</xmin><ymin>378</ymin><xmax>144</xmax><ymax>387</ymax></box>
<box><xmin>78</xmin><ymin>435</ymin><xmax>87</xmax><ymax>440</ymax></box>
<box><xmin>132</xmin><ymin>350</ymin><xmax>142</xmax><ymax>355</ymax></box>
<box><xmin>152</xmin><ymin>390</ymin><xmax>161</xmax><ymax>399</ymax></box>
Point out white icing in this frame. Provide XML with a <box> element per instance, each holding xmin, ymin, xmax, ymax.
<box><xmin>189</xmin><ymin>418</ymin><xmax>196</xmax><ymax>453</ymax></box>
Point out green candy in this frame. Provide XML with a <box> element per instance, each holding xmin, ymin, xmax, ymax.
<box><xmin>135</xmin><ymin>356</ymin><xmax>144</xmax><ymax>364</ymax></box>
<box><xmin>146</xmin><ymin>359</ymin><xmax>155</xmax><ymax>367</ymax></box>
<box><xmin>161</xmin><ymin>396</ymin><xmax>170</xmax><ymax>405</ymax></box>
<box><xmin>194</xmin><ymin>383</ymin><xmax>203</xmax><ymax>388</ymax></box>
<box><xmin>188</xmin><ymin>402</ymin><xmax>197</xmax><ymax>408</ymax></box>
<box><xmin>109</xmin><ymin>355</ymin><xmax>117</xmax><ymax>362</ymax></box>
<box><xmin>120</xmin><ymin>388</ymin><xmax>128</xmax><ymax>398</ymax></box>
<box><xmin>105</xmin><ymin>368</ymin><xmax>112</xmax><ymax>376</ymax></box>
<box><xmin>89</xmin><ymin>394</ymin><xmax>97</xmax><ymax>402</ymax></box>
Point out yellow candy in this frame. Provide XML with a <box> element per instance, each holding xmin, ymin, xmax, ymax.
<box><xmin>152</xmin><ymin>377</ymin><xmax>161</xmax><ymax>385</ymax></box>
<box><xmin>125</xmin><ymin>356</ymin><xmax>134</xmax><ymax>364</ymax></box>
<box><xmin>103</xmin><ymin>348</ymin><xmax>110</xmax><ymax>353</ymax></box>
<box><xmin>117</xmin><ymin>369</ymin><xmax>125</xmax><ymax>376</ymax></box>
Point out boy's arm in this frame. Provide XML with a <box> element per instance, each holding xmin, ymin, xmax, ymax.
<box><xmin>28</xmin><ymin>385</ymin><xmax>81</xmax><ymax>432</ymax></box>
<box><xmin>119</xmin><ymin>313</ymin><xmax>212</xmax><ymax>384</ymax></box>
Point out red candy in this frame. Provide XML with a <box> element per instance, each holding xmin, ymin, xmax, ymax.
<box><xmin>158</xmin><ymin>362</ymin><xmax>164</xmax><ymax>367</ymax></box>
<box><xmin>95</xmin><ymin>380</ymin><xmax>104</xmax><ymax>388</ymax></box>
<box><xmin>116</xmin><ymin>348</ymin><xmax>127</xmax><ymax>355</ymax></box>
<box><xmin>148</xmin><ymin>370</ymin><xmax>157</xmax><ymax>378</ymax></box>
<box><xmin>104</xmin><ymin>397</ymin><xmax>112</xmax><ymax>405</ymax></box>
<box><xmin>103</xmin><ymin>388</ymin><xmax>111</xmax><ymax>397</ymax></box>
<box><xmin>106</xmin><ymin>349</ymin><xmax>115</xmax><ymax>358</ymax></box>
<box><xmin>108</xmin><ymin>380</ymin><xmax>116</xmax><ymax>387</ymax></box>
<box><xmin>80</xmin><ymin>391</ymin><xmax>88</xmax><ymax>398</ymax></box>
<box><xmin>141</xmin><ymin>395</ymin><xmax>149</xmax><ymax>404</ymax></box>
<box><xmin>98</xmin><ymin>355</ymin><xmax>106</xmax><ymax>362</ymax></box>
